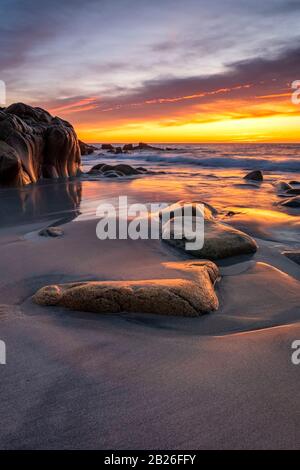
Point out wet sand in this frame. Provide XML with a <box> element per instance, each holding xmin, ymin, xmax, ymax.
<box><xmin>0</xmin><ymin>173</ymin><xmax>299</xmax><ymax>449</ymax></box>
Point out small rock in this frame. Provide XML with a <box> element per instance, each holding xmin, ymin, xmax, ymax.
<box><xmin>225</xmin><ymin>211</ymin><xmax>236</xmax><ymax>217</ymax></box>
<box><xmin>39</xmin><ymin>227</ymin><xmax>64</xmax><ymax>237</ymax></box>
<box><xmin>101</xmin><ymin>144</ymin><xmax>114</xmax><ymax>150</ymax></box>
<box><xmin>244</xmin><ymin>170</ymin><xmax>263</xmax><ymax>181</ymax></box>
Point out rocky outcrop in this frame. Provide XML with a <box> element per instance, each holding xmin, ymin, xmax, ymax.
<box><xmin>33</xmin><ymin>261</ymin><xmax>220</xmax><ymax>317</ymax></box>
<box><xmin>79</xmin><ymin>140</ymin><xmax>96</xmax><ymax>155</ymax></box>
<box><xmin>160</xmin><ymin>201</ymin><xmax>258</xmax><ymax>260</ymax></box>
<box><xmin>244</xmin><ymin>170</ymin><xmax>263</xmax><ymax>181</ymax></box>
<box><xmin>0</xmin><ymin>103</ymin><xmax>81</xmax><ymax>186</ymax></box>
<box><xmin>101</xmin><ymin>142</ymin><xmax>166</xmax><ymax>153</ymax></box>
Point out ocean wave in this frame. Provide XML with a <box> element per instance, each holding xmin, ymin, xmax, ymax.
<box><xmin>91</xmin><ymin>151</ymin><xmax>300</xmax><ymax>173</ymax></box>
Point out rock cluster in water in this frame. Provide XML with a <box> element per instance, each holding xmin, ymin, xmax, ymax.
<box><xmin>160</xmin><ymin>201</ymin><xmax>258</xmax><ymax>260</ymax></box>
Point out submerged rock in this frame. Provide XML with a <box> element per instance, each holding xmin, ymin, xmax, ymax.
<box><xmin>244</xmin><ymin>170</ymin><xmax>263</xmax><ymax>181</ymax></box>
<box><xmin>33</xmin><ymin>261</ymin><xmax>220</xmax><ymax>317</ymax></box>
<box><xmin>0</xmin><ymin>103</ymin><xmax>81</xmax><ymax>186</ymax></box>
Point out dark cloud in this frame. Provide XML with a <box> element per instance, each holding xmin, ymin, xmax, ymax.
<box><xmin>97</xmin><ymin>45</ymin><xmax>300</xmax><ymax>108</ymax></box>
<box><xmin>43</xmin><ymin>44</ymin><xmax>300</xmax><ymax>126</ymax></box>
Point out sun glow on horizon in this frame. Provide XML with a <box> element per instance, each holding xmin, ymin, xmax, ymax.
<box><xmin>76</xmin><ymin>112</ymin><xmax>300</xmax><ymax>144</ymax></box>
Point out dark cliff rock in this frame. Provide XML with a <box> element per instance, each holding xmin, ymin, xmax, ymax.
<box><xmin>0</xmin><ymin>103</ymin><xmax>81</xmax><ymax>186</ymax></box>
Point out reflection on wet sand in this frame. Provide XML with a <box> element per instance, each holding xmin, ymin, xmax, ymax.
<box><xmin>0</xmin><ymin>178</ymin><xmax>82</xmax><ymax>227</ymax></box>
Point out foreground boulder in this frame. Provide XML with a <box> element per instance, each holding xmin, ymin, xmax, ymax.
<box><xmin>0</xmin><ymin>103</ymin><xmax>81</xmax><ymax>186</ymax></box>
<box><xmin>160</xmin><ymin>201</ymin><xmax>258</xmax><ymax>260</ymax></box>
<box><xmin>244</xmin><ymin>170</ymin><xmax>263</xmax><ymax>181</ymax></box>
<box><xmin>33</xmin><ymin>261</ymin><xmax>220</xmax><ymax>317</ymax></box>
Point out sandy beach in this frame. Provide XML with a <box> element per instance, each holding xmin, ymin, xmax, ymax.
<box><xmin>1</xmin><ymin>0</ymin><xmax>300</xmax><ymax>453</ymax></box>
<box><xmin>0</xmin><ymin>148</ymin><xmax>299</xmax><ymax>448</ymax></box>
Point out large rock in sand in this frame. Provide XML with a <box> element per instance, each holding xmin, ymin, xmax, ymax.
<box><xmin>33</xmin><ymin>261</ymin><xmax>220</xmax><ymax>317</ymax></box>
<box><xmin>0</xmin><ymin>103</ymin><xmax>81</xmax><ymax>186</ymax></box>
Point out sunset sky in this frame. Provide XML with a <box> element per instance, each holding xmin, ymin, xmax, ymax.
<box><xmin>1</xmin><ymin>0</ymin><xmax>300</xmax><ymax>142</ymax></box>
